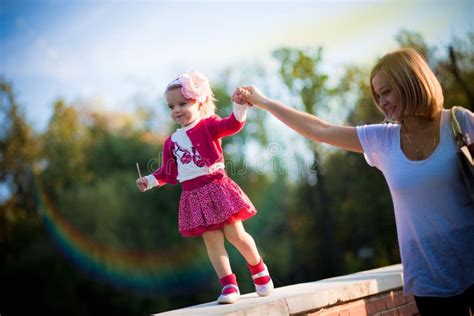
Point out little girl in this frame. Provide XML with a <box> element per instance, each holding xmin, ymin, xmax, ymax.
<box><xmin>136</xmin><ymin>71</ymin><xmax>273</xmax><ymax>304</ymax></box>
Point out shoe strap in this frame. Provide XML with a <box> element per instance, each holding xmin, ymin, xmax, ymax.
<box><xmin>252</xmin><ymin>268</ymin><xmax>269</xmax><ymax>280</ymax></box>
<box><xmin>221</xmin><ymin>284</ymin><xmax>239</xmax><ymax>294</ymax></box>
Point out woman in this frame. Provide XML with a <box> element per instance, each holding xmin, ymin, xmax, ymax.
<box><xmin>238</xmin><ymin>48</ymin><xmax>474</xmax><ymax>315</ymax></box>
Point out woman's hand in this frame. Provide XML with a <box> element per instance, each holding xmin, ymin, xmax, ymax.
<box><xmin>136</xmin><ymin>177</ymin><xmax>148</xmax><ymax>192</ymax></box>
<box><xmin>241</xmin><ymin>86</ymin><xmax>271</xmax><ymax>109</ymax></box>
<box><xmin>232</xmin><ymin>87</ymin><xmax>252</xmax><ymax>106</ymax></box>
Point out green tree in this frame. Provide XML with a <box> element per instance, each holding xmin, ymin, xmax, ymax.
<box><xmin>437</xmin><ymin>33</ymin><xmax>474</xmax><ymax>110</ymax></box>
<box><xmin>0</xmin><ymin>78</ymin><xmax>37</xmax><ymax>213</ymax></box>
<box><xmin>41</xmin><ymin>100</ymin><xmax>90</xmax><ymax>196</ymax></box>
<box><xmin>396</xmin><ymin>29</ymin><xmax>474</xmax><ymax>110</ymax></box>
<box><xmin>272</xmin><ymin>47</ymin><xmax>346</xmax><ymax>279</ymax></box>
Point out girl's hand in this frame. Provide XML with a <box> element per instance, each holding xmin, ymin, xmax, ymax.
<box><xmin>241</xmin><ymin>86</ymin><xmax>270</xmax><ymax>109</ymax></box>
<box><xmin>136</xmin><ymin>177</ymin><xmax>148</xmax><ymax>192</ymax></box>
<box><xmin>232</xmin><ymin>87</ymin><xmax>252</xmax><ymax>106</ymax></box>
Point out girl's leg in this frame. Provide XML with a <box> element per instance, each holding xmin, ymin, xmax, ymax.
<box><xmin>223</xmin><ymin>221</ymin><xmax>273</xmax><ymax>296</ymax></box>
<box><xmin>202</xmin><ymin>229</ymin><xmax>232</xmax><ymax>278</ymax></box>
<box><xmin>222</xmin><ymin>220</ymin><xmax>260</xmax><ymax>265</ymax></box>
<box><xmin>202</xmin><ymin>229</ymin><xmax>240</xmax><ymax>303</ymax></box>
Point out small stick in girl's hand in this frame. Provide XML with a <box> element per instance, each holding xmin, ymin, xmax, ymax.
<box><xmin>136</xmin><ymin>162</ymin><xmax>142</xmax><ymax>178</ymax></box>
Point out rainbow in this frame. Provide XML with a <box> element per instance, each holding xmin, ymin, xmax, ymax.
<box><xmin>34</xmin><ymin>173</ymin><xmax>211</xmax><ymax>295</ymax></box>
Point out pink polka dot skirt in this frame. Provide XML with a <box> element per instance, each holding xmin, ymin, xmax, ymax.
<box><xmin>178</xmin><ymin>174</ymin><xmax>256</xmax><ymax>237</ymax></box>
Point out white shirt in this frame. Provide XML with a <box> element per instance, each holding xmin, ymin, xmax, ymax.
<box><xmin>356</xmin><ymin>109</ymin><xmax>474</xmax><ymax>297</ymax></box>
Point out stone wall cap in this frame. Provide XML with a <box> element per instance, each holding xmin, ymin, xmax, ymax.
<box><xmin>153</xmin><ymin>263</ymin><xmax>403</xmax><ymax>315</ymax></box>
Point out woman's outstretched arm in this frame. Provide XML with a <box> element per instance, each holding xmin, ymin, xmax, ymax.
<box><xmin>243</xmin><ymin>86</ymin><xmax>363</xmax><ymax>153</ymax></box>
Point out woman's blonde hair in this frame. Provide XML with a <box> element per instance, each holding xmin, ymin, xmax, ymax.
<box><xmin>370</xmin><ymin>48</ymin><xmax>444</xmax><ymax>120</ymax></box>
<box><xmin>166</xmin><ymin>71</ymin><xmax>216</xmax><ymax>118</ymax></box>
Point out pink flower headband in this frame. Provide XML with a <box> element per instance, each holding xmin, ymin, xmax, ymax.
<box><xmin>167</xmin><ymin>71</ymin><xmax>212</xmax><ymax>104</ymax></box>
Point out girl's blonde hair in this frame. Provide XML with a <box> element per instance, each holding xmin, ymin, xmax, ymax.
<box><xmin>166</xmin><ymin>71</ymin><xmax>216</xmax><ymax>118</ymax></box>
<box><xmin>370</xmin><ymin>48</ymin><xmax>444</xmax><ymax>120</ymax></box>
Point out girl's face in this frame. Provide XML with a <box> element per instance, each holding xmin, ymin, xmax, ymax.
<box><xmin>166</xmin><ymin>88</ymin><xmax>201</xmax><ymax>127</ymax></box>
<box><xmin>371</xmin><ymin>72</ymin><xmax>403</xmax><ymax>122</ymax></box>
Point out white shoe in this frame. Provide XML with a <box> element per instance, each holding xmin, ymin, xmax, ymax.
<box><xmin>217</xmin><ymin>284</ymin><xmax>240</xmax><ymax>304</ymax></box>
<box><xmin>255</xmin><ymin>278</ymin><xmax>274</xmax><ymax>296</ymax></box>
<box><xmin>252</xmin><ymin>265</ymin><xmax>274</xmax><ymax>296</ymax></box>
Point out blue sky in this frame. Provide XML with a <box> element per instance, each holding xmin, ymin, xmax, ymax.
<box><xmin>1</xmin><ymin>0</ymin><xmax>473</xmax><ymax>131</ymax></box>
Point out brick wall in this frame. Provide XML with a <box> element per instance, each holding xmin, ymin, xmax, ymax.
<box><xmin>304</xmin><ymin>288</ymin><xmax>419</xmax><ymax>316</ymax></box>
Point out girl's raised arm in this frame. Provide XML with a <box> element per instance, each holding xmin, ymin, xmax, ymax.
<box><xmin>243</xmin><ymin>86</ymin><xmax>363</xmax><ymax>153</ymax></box>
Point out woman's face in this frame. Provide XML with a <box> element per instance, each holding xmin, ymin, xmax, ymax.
<box><xmin>372</xmin><ymin>72</ymin><xmax>402</xmax><ymax>122</ymax></box>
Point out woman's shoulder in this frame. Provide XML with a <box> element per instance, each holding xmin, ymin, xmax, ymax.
<box><xmin>357</xmin><ymin>122</ymin><xmax>400</xmax><ymax>136</ymax></box>
<box><xmin>356</xmin><ymin>122</ymin><xmax>400</xmax><ymax>153</ymax></box>
<box><xmin>451</xmin><ymin>106</ymin><xmax>474</xmax><ymax>139</ymax></box>
<box><xmin>452</xmin><ymin>106</ymin><xmax>473</xmax><ymax>114</ymax></box>
<box><xmin>452</xmin><ymin>106</ymin><xmax>473</xmax><ymax>121</ymax></box>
